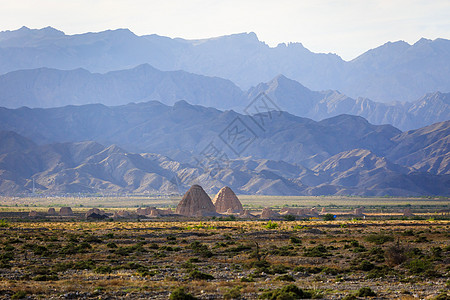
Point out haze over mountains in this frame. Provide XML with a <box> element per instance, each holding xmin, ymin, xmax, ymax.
<box><xmin>0</xmin><ymin>65</ymin><xmax>448</xmax><ymax>130</ymax></box>
<box><xmin>0</xmin><ymin>26</ymin><xmax>448</xmax><ymax>197</ymax></box>
<box><xmin>0</xmin><ymin>101</ymin><xmax>448</xmax><ymax>196</ymax></box>
<box><xmin>1</xmin><ymin>26</ymin><xmax>449</xmax><ymax>103</ymax></box>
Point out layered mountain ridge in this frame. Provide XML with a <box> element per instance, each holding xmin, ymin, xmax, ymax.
<box><xmin>0</xmin><ymin>65</ymin><xmax>448</xmax><ymax>130</ymax></box>
<box><xmin>0</xmin><ymin>26</ymin><xmax>449</xmax><ymax>102</ymax></box>
<box><xmin>0</xmin><ymin>100</ymin><xmax>448</xmax><ymax>196</ymax></box>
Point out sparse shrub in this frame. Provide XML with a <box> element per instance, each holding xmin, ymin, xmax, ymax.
<box><xmin>224</xmin><ymin>285</ymin><xmax>242</xmax><ymax>299</ymax></box>
<box><xmin>407</xmin><ymin>259</ymin><xmax>433</xmax><ymax>275</ymax></box>
<box><xmin>104</xmin><ymin>233</ymin><xmax>114</xmax><ymax>239</ymax></box>
<box><xmin>73</xmin><ymin>260</ymin><xmax>96</xmax><ymax>270</ymax></box>
<box><xmin>323</xmin><ymin>214</ymin><xmax>335</xmax><ymax>221</ymax></box>
<box><xmin>269</xmin><ymin>264</ymin><xmax>289</xmax><ymax>274</ymax></box>
<box><xmin>431</xmin><ymin>293</ymin><xmax>449</xmax><ymax>300</ymax></box>
<box><xmin>107</xmin><ymin>242</ymin><xmax>118</xmax><ymax>248</ymax></box>
<box><xmin>283</xmin><ymin>215</ymin><xmax>296</xmax><ymax>221</ymax></box>
<box><xmin>304</xmin><ymin>244</ymin><xmax>329</xmax><ymax>258</ymax></box>
<box><xmin>227</xmin><ymin>243</ymin><xmax>252</xmax><ymax>253</ymax></box>
<box><xmin>241</xmin><ymin>275</ymin><xmax>255</xmax><ymax>282</ymax></box>
<box><xmin>189</xmin><ymin>241</ymin><xmax>213</xmax><ymax>258</ymax></box>
<box><xmin>289</xmin><ymin>236</ymin><xmax>302</xmax><ymax>244</ymax></box>
<box><xmin>358</xmin><ymin>260</ymin><xmax>374</xmax><ymax>271</ymax></box>
<box><xmin>0</xmin><ymin>219</ymin><xmax>9</xmax><ymax>228</ymax></box>
<box><xmin>84</xmin><ymin>235</ymin><xmax>102</xmax><ymax>243</ymax></box>
<box><xmin>32</xmin><ymin>274</ymin><xmax>58</xmax><ymax>281</ymax></box>
<box><xmin>264</xmin><ymin>220</ymin><xmax>278</xmax><ymax>229</ymax></box>
<box><xmin>414</xmin><ymin>235</ymin><xmax>429</xmax><ymax>243</ymax></box>
<box><xmin>170</xmin><ymin>287</ymin><xmax>197</xmax><ymax>300</ymax></box>
<box><xmin>188</xmin><ymin>269</ymin><xmax>214</xmax><ymax>280</ymax></box>
<box><xmin>356</xmin><ymin>287</ymin><xmax>376</xmax><ymax>297</ymax></box>
<box><xmin>270</xmin><ymin>245</ymin><xmax>296</xmax><ymax>256</ymax></box>
<box><xmin>275</xmin><ymin>274</ymin><xmax>295</xmax><ymax>281</ymax></box>
<box><xmin>385</xmin><ymin>244</ymin><xmax>407</xmax><ymax>266</ymax></box>
<box><xmin>94</xmin><ymin>265</ymin><xmax>112</xmax><ymax>274</ymax></box>
<box><xmin>260</xmin><ymin>284</ymin><xmax>311</xmax><ymax>299</ymax></box>
<box><xmin>11</xmin><ymin>291</ymin><xmax>27</xmax><ymax>299</ymax></box>
<box><xmin>365</xmin><ymin>234</ymin><xmax>394</xmax><ymax>245</ymax></box>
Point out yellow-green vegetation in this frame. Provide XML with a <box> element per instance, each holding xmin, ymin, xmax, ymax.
<box><xmin>0</xmin><ymin>217</ymin><xmax>448</xmax><ymax>299</ymax></box>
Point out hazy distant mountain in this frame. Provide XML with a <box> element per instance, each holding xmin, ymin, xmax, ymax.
<box><xmin>1</xmin><ymin>131</ymin><xmax>448</xmax><ymax>196</ymax></box>
<box><xmin>0</xmin><ymin>100</ymin><xmax>402</xmax><ymax>168</ymax></box>
<box><xmin>1</xmin><ymin>66</ymin><xmax>448</xmax><ymax>130</ymax></box>
<box><xmin>250</xmin><ymin>75</ymin><xmax>450</xmax><ymax>130</ymax></box>
<box><xmin>0</xmin><ymin>64</ymin><xmax>244</xmax><ymax>109</ymax></box>
<box><xmin>0</xmin><ymin>27</ymin><xmax>449</xmax><ymax>102</ymax></box>
<box><xmin>387</xmin><ymin>121</ymin><xmax>450</xmax><ymax>175</ymax></box>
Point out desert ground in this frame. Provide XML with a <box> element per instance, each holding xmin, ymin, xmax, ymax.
<box><xmin>0</xmin><ymin>195</ymin><xmax>448</xmax><ymax>299</ymax></box>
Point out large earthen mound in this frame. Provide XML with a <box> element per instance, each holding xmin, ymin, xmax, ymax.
<box><xmin>59</xmin><ymin>207</ymin><xmax>73</xmax><ymax>216</ymax></box>
<box><xmin>175</xmin><ymin>185</ymin><xmax>216</xmax><ymax>216</ymax></box>
<box><xmin>212</xmin><ymin>186</ymin><xmax>243</xmax><ymax>213</ymax></box>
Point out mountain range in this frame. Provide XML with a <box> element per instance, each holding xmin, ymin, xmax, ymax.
<box><xmin>0</xmin><ymin>101</ymin><xmax>448</xmax><ymax>196</ymax></box>
<box><xmin>1</xmin><ymin>26</ymin><xmax>449</xmax><ymax>103</ymax></box>
<box><xmin>0</xmin><ymin>65</ymin><xmax>448</xmax><ymax>130</ymax></box>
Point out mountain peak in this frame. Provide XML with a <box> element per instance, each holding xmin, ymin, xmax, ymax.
<box><xmin>414</xmin><ymin>37</ymin><xmax>432</xmax><ymax>46</ymax></box>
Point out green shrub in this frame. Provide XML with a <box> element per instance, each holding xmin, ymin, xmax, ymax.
<box><xmin>32</xmin><ymin>274</ymin><xmax>58</xmax><ymax>281</ymax></box>
<box><xmin>107</xmin><ymin>242</ymin><xmax>118</xmax><ymax>248</ymax></box>
<box><xmin>260</xmin><ymin>284</ymin><xmax>311</xmax><ymax>299</ymax></box>
<box><xmin>304</xmin><ymin>244</ymin><xmax>329</xmax><ymax>258</ymax></box>
<box><xmin>283</xmin><ymin>215</ymin><xmax>296</xmax><ymax>221</ymax></box>
<box><xmin>365</xmin><ymin>234</ymin><xmax>394</xmax><ymax>245</ymax></box>
<box><xmin>323</xmin><ymin>214</ymin><xmax>335</xmax><ymax>221</ymax></box>
<box><xmin>358</xmin><ymin>260</ymin><xmax>375</xmax><ymax>271</ymax></box>
<box><xmin>189</xmin><ymin>241</ymin><xmax>213</xmax><ymax>258</ymax></box>
<box><xmin>11</xmin><ymin>291</ymin><xmax>27</xmax><ymax>299</ymax></box>
<box><xmin>224</xmin><ymin>286</ymin><xmax>242</xmax><ymax>299</ymax></box>
<box><xmin>170</xmin><ymin>287</ymin><xmax>197</xmax><ymax>300</ymax></box>
<box><xmin>356</xmin><ymin>287</ymin><xmax>376</xmax><ymax>297</ymax></box>
<box><xmin>188</xmin><ymin>270</ymin><xmax>214</xmax><ymax>280</ymax></box>
<box><xmin>264</xmin><ymin>221</ymin><xmax>278</xmax><ymax>229</ymax></box>
<box><xmin>94</xmin><ymin>265</ymin><xmax>112</xmax><ymax>274</ymax></box>
<box><xmin>407</xmin><ymin>259</ymin><xmax>432</xmax><ymax>275</ymax></box>
<box><xmin>0</xmin><ymin>219</ymin><xmax>9</xmax><ymax>228</ymax></box>
<box><xmin>289</xmin><ymin>236</ymin><xmax>302</xmax><ymax>244</ymax></box>
<box><xmin>385</xmin><ymin>244</ymin><xmax>407</xmax><ymax>266</ymax></box>
<box><xmin>275</xmin><ymin>274</ymin><xmax>295</xmax><ymax>281</ymax></box>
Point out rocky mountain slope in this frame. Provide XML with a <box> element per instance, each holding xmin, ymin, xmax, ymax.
<box><xmin>0</xmin><ymin>101</ymin><xmax>448</xmax><ymax>196</ymax></box>
<box><xmin>1</xmin><ymin>27</ymin><xmax>449</xmax><ymax>102</ymax></box>
<box><xmin>0</xmin><ymin>66</ymin><xmax>448</xmax><ymax>130</ymax></box>
<box><xmin>0</xmin><ymin>131</ymin><xmax>448</xmax><ymax>196</ymax></box>
<box><xmin>0</xmin><ymin>100</ymin><xmax>403</xmax><ymax>167</ymax></box>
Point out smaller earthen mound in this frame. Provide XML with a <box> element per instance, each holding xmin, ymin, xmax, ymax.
<box><xmin>59</xmin><ymin>207</ymin><xmax>73</xmax><ymax>216</ymax></box>
<box><xmin>403</xmin><ymin>208</ymin><xmax>414</xmax><ymax>217</ymax></box>
<box><xmin>148</xmin><ymin>208</ymin><xmax>161</xmax><ymax>217</ymax></box>
<box><xmin>354</xmin><ymin>207</ymin><xmax>365</xmax><ymax>216</ymax></box>
<box><xmin>47</xmin><ymin>208</ymin><xmax>57</xmax><ymax>215</ymax></box>
<box><xmin>239</xmin><ymin>210</ymin><xmax>256</xmax><ymax>219</ymax></box>
<box><xmin>260</xmin><ymin>207</ymin><xmax>279</xmax><ymax>219</ymax></box>
<box><xmin>28</xmin><ymin>211</ymin><xmax>38</xmax><ymax>217</ymax></box>
<box><xmin>175</xmin><ymin>185</ymin><xmax>216</xmax><ymax>217</ymax></box>
<box><xmin>212</xmin><ymin>186</ymin><xmax>243</xmax><ymax>214</ymax></box>
<box><xmin>114</xmin><ymin>210</ymin><xmax>132</xmax><ymax>218</ymax></box>
<box><xmin>85</xmin><ymin>208</ymin><xmax>108</xmax><ymax>220</ymax></box>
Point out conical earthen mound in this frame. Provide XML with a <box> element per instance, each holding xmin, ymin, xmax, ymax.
<box><xmin>213</xmin><ymin>186</ymin><xmax>243</xmax><ymax>213</ymax></box>
<box><xmin>176</xmin><ymin>185</ymin><xmax>216</xmax><ymax>216</ymax></box>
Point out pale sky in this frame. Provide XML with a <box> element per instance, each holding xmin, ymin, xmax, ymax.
<box><xmin>1</xmin><ymin>0</ymin><xmax>449</xmax><ymax>60</ymax></box>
